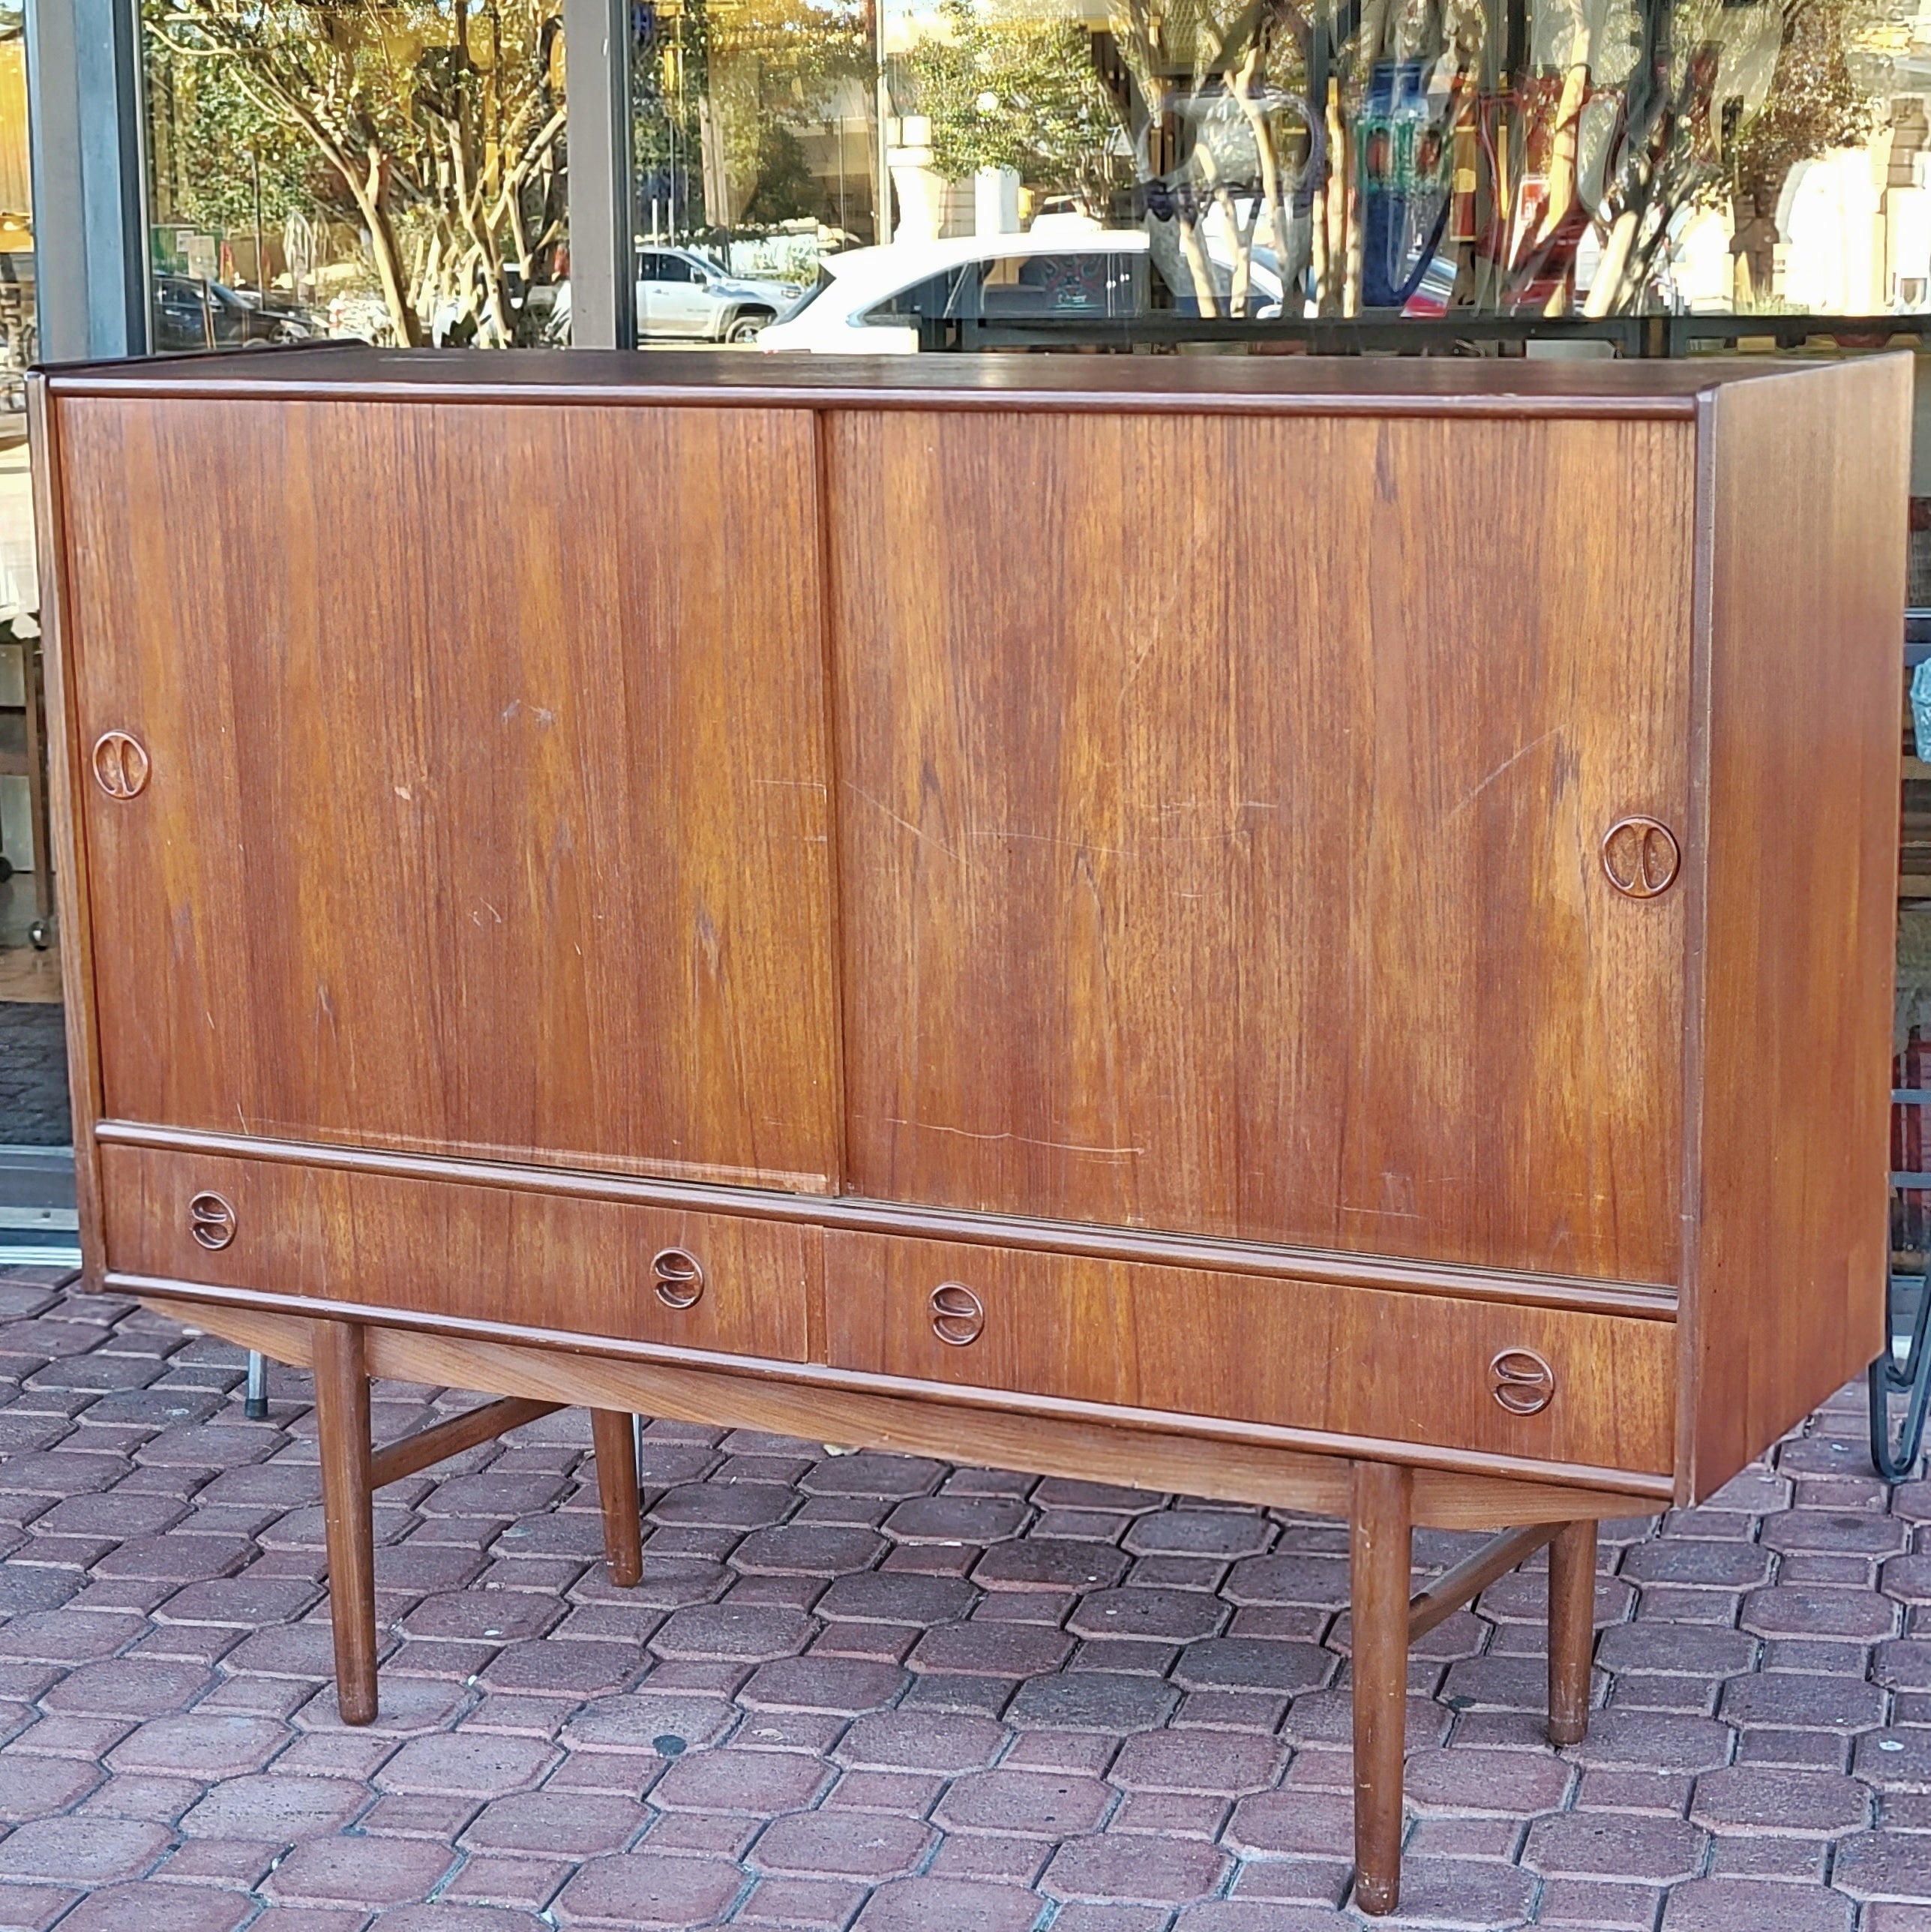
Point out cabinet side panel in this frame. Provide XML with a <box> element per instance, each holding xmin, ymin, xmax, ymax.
<box><xmin>1688</xmin><ymin>360</ymin><xmax>1909</xmax><ymax>1499</ymax></box>
<box><xmin>56</xmin><ymin>397</ymin><xmax>841</xmax><ymax>1193</ymax></box>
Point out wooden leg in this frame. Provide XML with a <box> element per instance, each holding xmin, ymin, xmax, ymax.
<box><xmin>1351</xmin><ymin>1459</ymin><xmax>1414</xmax><ymax>1917</ymax></box>
<box><xmin>311</xmin><ymin>1319</ymin><xmax>379</xmax><ymax>1726</ymax></box>
<box><xmin>589</xmin><ymin>1409</ymin><xmax>642</xmax><ymax>1587</ymax></box>
<box><xmin>1547</xmin><ymin>1518</ymin><xmax>1597</xmax><ymax>1747</ymax></box>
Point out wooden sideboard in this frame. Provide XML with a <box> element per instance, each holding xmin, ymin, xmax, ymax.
<box><xmin>31</xmin><ymin>347</ymin><xmax>1907</xmax><ymax>1914</ymax></box>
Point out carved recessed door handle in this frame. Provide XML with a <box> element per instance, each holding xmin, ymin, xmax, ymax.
<box><xmin>1490</xmin><ymin>1348</ymin><xmax>1556</xmax><ymax>1414</ymax></box>
<box><xmin>91</xmin><ymin>731</ymin><xmax>150</xmax><ymax>800</ymax></box>
<box><xmin>188</xmin><ymin>1192</ymin><xmax>235</xmax><ymax>1251</ymax></box>
<box><xmin>930</xmin><ymin>1282</ymin><xmax>985</xmax><ymax>1347</ymax></box>
<box><xmin>652</xmin><ymin>1248</ymin><xmax>704</xmax><ymax>1308</ymax></box>
<box><xmin>1600</xmin><ymin>816</ymin><xmax>1680</xmax><ymax>898</ymax></box>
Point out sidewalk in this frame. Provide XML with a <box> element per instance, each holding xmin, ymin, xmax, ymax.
<box><xmin>0</xmin><ymin>1264</ymin><xmax>1920</xmax><ymax>1931</ymax></box>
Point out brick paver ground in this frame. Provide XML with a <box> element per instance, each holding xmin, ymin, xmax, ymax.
<box><xmin>0</xmin><ymin>1007</ymin><xmax>70</xmax><ymax>1147</ymax></box>
<box><xmin>0</xmin><ymin>1265</ymin><xmax>1924</xmax><ymax>1930</ymax></box>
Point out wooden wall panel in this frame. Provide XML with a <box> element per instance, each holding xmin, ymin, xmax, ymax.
<box><xmin>823</xmin><ymin>1230</ymin><xmax>1676</xmax><ymax>1475</ymax></box>
<box><xmin>57</xmin><ymin>398</ymin><xmax>841</xmax><ymax>1195</ymax></box>
<box><xmin>829</xmin><ymin>410</ymin><xmax>1695</xmax><ymax>1284</ymax></box>
<box><xmin>1684</xmin><ymin>358</ymin><xmax>1910</xmax><ymax>1498</ymax></box>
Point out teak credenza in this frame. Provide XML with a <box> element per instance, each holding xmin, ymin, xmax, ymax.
<box><xmin>31</xmin><ymin>348</ymin><xmax>1907</xmax><ymax>1914</ymax></box>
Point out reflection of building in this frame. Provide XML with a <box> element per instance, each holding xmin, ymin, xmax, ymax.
<box><xmin>632</xmin><ymin>0</ymin><xmax>882</xmax><ymax>249</ymax></box>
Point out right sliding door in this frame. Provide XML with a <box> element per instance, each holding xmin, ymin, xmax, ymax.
<box><xmin>826</xmin><ymin>406</ymin><xmax>1694</xmax><ymax>1288</ymax></box>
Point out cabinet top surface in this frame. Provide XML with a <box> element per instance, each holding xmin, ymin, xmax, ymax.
<box><xmin>32</xmin><ymin>346</ymin><xmax>1878</xmax><ymax>415</ymax></box>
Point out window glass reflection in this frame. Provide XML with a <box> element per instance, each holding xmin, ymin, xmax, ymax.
<box><xmin>625</xmin><ymin>0</ymin><xmax>875</xmax><ymax>345</ymax></box>
<box><xmin>143</xmin><ymin>0</ymin><xmax>568</xmax><ymax>347</ymax></box>
<box><xmin>661</xmin><ymin>0</ymin><xmax>1931</xmax><ymax>341</ymax></box>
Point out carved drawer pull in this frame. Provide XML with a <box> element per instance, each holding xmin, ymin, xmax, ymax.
<box><xmin>930</xmin><ymin>1282</ymin><xmax>985</xmax><ymax>1347</ymax></box>
<box><xmin>91</xmin><ymin>731</ymin><xmax>150</xmax><ymax>800</ymax></box>
<box><xmin>652</xmin><ymin>1248</ymin><xmax>704</xmax><ymax>1309</ymax></box>
<box><xmin>1490</xmin><ymin>1348</ymin><xmax>1556</xmax><ymax>1415</ymax></box>
<box><xmin>188</xmin><ymin>1192</ymin><xmax>236</xmax><ymax>1252</ymax></box>
<box><xmin>1600</xmin><ymin>816</ymin><xmax>1680</xmax><ymax>898</ymax></box>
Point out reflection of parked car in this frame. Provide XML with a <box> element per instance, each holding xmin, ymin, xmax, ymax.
<box><xmin>153</xmin><ymin>277</ymin><xmax>320</xmax><ymax>350</ymax></box>
<box><xmin>638</xmin><ymin>248</ymin><xmax>802</xmax><ymax>342</ymax></box>
<box><xmin>546</xmin><ymin>248</ymin><xmax>805</xmax><ymax>346</ymax></box>
<box><xmin>758</xmin><ymin>230</ymin><xmax>1282</xmax><ymax>352</ymax></box>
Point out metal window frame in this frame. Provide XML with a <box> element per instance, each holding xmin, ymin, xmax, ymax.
<box><xmin>562</xmin><ymin>0</ymin><xmax>635</xmax><ymax>349</ymax></box>
<box><xmin>24</xmin><ymin>0</ymin><xmax>639</xmax><ymax>358</ymax></box>
<box><xmin>25</xmin><ymin>0</ymin><xmax>150</xmax><ymax>359</ymax></box>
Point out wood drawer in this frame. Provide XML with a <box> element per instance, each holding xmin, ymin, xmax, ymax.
<box><xmin>825</xmin><ymin>1232</ymin><xmax>1675</xmax><ymax>1476</ymax></box>
<box><xmin>101</xmin><ymin>1145</ymin><xmax>814</xmax><ymax>1361</ymax></box>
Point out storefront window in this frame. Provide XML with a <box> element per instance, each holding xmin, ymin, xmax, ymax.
<box><xmin>643</xmin><ymin>0</ymin><xmax>1931</xmax><ymax>344</ymax></box>
<box><xmin>143</xmin><ymin>0</ymin><xmax>569</xmax><ymax>347</ymax></box>
<box><xmin>627</xmin><ymin>0</ymin><xmax>879</xmax><ymax>340</ymax></box>
<box><xmin>0</xmin><ymin>0</ymin><xmax>61</xmax><ymax>1112</ymax></box>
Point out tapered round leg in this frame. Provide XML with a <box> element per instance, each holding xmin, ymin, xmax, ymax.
<box><xmin>1351</xmin><ymin>1460</ymin><xmax>1414</xmax><ymax>1916</ymax></box>
<box><xmin>1547</xmin><ymin>1519</ymin><xmax>1597</xmax><ymax>1747</ymax></box>
<box><xmin>590</xmin><ymin>1409</ymin><xmax>643</xmax><ymax>1587</ymax></box>
<box><xmin>312</xmin><ymin>1320</ymin><xmax>378</xmax><ymax>1726</ymax></box>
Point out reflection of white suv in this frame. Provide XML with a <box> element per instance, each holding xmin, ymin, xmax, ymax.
<box><xmin>637</xmin><ymin>248</ymin><xmax>803</xmax><ymax>342</ymax></box>
<box><xmin>760</xmin><ymin>230</ymin><xmax>1282</xmax><ymax>352</ymax></box>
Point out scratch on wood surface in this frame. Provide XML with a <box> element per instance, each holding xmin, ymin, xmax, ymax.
<box><xmin>1443</xmin><ymin>728</ymin><xmax>1561</xmax><ymax>822</ymax></box>
<box><xmin>847</xmin><ymin>784</ymin><xmax>965</xmax><ymax>865</ymax></box>
<box><xmin>883</xmin><ymin>1118</ymin><xmax>1142</xmax><ymax>1158</ymax></box>
<box><xmin>975</xmin><ymin>830</ymin><xmax>1129</xmax><ymax>859</ymax></box>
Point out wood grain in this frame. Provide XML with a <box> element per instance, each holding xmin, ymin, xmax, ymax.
<box><xmin>35</xmin><ymin>355</ymin><xmax>1900</xmax><ymax>1738</ymax></box>
<box><xmin>365</xmin><ymin>1396</ymin><xmax>559</xmax><ymax>1489</ymax></box>
<box><xmin>1682</xmin><ymin>356</ymin><xmax>1909</xmax><ymax>1501</ymax></box>
<box><xmin>829</xmin><ymin>409</ymin><xmax>1693</xmax><ymax>1284</ymax></box>
<box><xmin>95</xmin><ymin>1122</ymin><xmax>1675</xmax><ymax>1321</ymax></box>
<box><xmin>589</xmin><ymin>1410</ymin><xmax>643</xmax><ymax>1586</ymax></box>
<box><xmin>143</xmin><ymin>1295</ymin><xmax>1670</xmax><ymax>1521</ymax></box>
<box><xmin>824</xmin><ymin>1229</ymin><xmax>1676</xmax><ymax>1473</ymax></box>
<box><xmin>1351</xmin><ymin>1458</ymin><xmax>1414</xmax><ymax>1916</ymax></box>
<box><xmin>1408</xmin><ymin>1523</ymin><xmax>1555</xmax><ymax>1640</ymax></box>
<box><xmin>1547</xmin><ymin>1517</ymin><xmax>1597</xmax><ymax>1746</ymax></box>
<box><xmin>101</xmin><ymin>1143</ymin><xmax>816</xmax><ymax>1362</ymax></box>
<box><xmin>124</xmin><ymin>1262</ymin><xmax>1673</xmax><ymax>1496</ymax></box>
<box><xmin>54</xmin><ymin>395</ymin><xmax>841</xmax><ymax>1194</ymax></box>
<box><xmin>39</xmin><ymin>344</ymin><xmax>1781</xmax><ymax>415</ymax></box>
<box><xmin>310</xmin><ymin>1319</ymin><xmax>378</xmax><ymax>1725</ymax></box>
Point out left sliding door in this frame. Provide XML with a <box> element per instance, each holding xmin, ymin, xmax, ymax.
<box><xmin>54</xmin><ymin>394</ymin><xmax>841</xmax><ymax>1197</ymax></box>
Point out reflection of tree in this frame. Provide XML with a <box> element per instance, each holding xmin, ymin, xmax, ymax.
<box><xmin>1110</xmin><ymin>0</ymin><xmax>1317</xmax><ymax>313</ymax></box>
<box><xmin>906</xmin><ymin>0</ymin><xmax>1129</xmax><ymax>214</ymax></box>
<box><xmin>146</xmin><ymin>32</ymin><xmax>314</xmax><ymax>244</ymax></box>
<box><xmin>1097</xmin><ymin>0</ymin><xmax>1889</xmax><ymax>316</ymax></box>
<box><xmin>1569</xmin><ymin>0</ymin><xmax>1880</xmax><ymax>314</ymax></box>
<box><xmin>147</xmin><ymin>0</ymin><xmax>566</xmax><ymax>345</ymax></box>
<box><xmin>636</xmin><ymin>0</ymin><xmax>871</xmax><ymax>234</ymax></box>
<box><xmin>1724</xmin><ymin>0</ymin><xmax>1873</xmax><ymax>275</ymax></box>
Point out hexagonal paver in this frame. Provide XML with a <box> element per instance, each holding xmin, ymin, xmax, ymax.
<box><xmin>1690</xmin><ymin>1767</ymin><xmax>1870</xmax><ymax>1836</ymax></box>
<box><xmin>0</xmin><ymin>1270</ymin><xmax>1916</xmax><ymax>1932</ymax></box>
<box><xmin>1067</xmin><ymin>1588</ymin><xmax>1228</xmax><ymax>1644</ymax></box>
<box><xmin>751</xmin><ymin>1810</ymin><xmax>935</xmax><ymax>1880</ymax></box>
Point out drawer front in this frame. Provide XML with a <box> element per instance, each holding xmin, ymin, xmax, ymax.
<box><xmin>103</xmin><ymin>1146</ymin><xmax>813</xmax><ymax>1361</ymax></box>
<box><xmin>826</xmin><ymin>1232</ymin><xmax>1675</xmax><ymax>1475</ymax></box>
